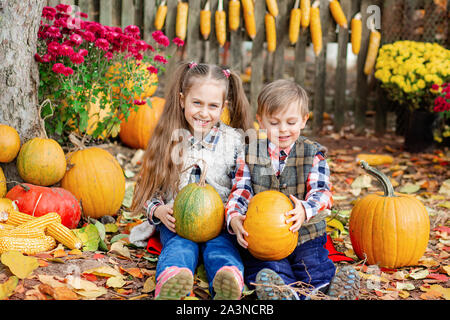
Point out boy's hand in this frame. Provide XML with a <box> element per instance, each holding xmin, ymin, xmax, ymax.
<box><xmin>154</xmin><ymin>204</ymin><xmax>176</xmax><ymax>233</ymax></box>
<box><xmin>285</xmin><ymin>195</ymin><xmax>307</xmax><ymax>233</ymax></box>
<box><xmin>230</xmin><ymin>215</ymin><xmax>248</xmax><ymax>249</ymax></box>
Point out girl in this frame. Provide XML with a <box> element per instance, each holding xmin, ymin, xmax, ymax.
<box><xmin>131</xmin><ymin>61</ymin><xmax>253</xmax><ymax>300</ymax></box>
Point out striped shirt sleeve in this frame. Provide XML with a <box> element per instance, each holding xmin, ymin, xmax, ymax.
<box><xmin>301</xmin><ymin>152</ymin><xmax>333</xmax><ymax>221</ymax></box>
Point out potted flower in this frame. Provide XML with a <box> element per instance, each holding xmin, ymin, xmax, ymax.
<box><xmin>374</xmin><ymin>40</ymin><xmax>450</xmax><ymax>152</ymax></box>
<box><xmin>432</xmin><ymin>83</ymin><xmax>450</xmax><ymax>146</ymax></box>
<box><xmin>35</xmin><ymin>4</ymin><xmax>184</xmax><ymax>144</ymax></box>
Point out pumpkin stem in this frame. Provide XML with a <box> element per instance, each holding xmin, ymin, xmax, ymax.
<box><xmin>198</xmin><ymin>159</ymin><xmax>208</xmax><ymax>187</ymax></box>
<box><xmin>360</xmin><ymin>160</ymin><xmax>395</xmax><ymax>197</ymax></box>
<box><xmin>38</xmin><ymin>99</ymin><xmax>53</xmax><ymax>139</ymax></box>
<box><xmin>4</xmin><ymin>181</ymin><xmax>30</xmax><ymax>192</ymax></box>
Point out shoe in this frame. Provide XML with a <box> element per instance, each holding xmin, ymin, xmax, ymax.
<box><xmin>255</xmin><ymin>268</ymin><xmax>296</xmax><ymax>300</ymax></box>
<box><xmin>154</xmin><ymin>266</ymin><xmax>194</xmax><ymax>300</ymax></box>
<box><xmin>326</xmin><ymin>265</ymin><xmax>360</xmax><ymax>300</ymax></box>
<box><xmin>213</xmin><ymin>266</ymin><xmax>244</xmax><ymax>300</ymax></box>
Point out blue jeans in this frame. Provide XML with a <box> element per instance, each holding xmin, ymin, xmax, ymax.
<box><xmin>241</xmin><ymin>233</ymin><xmax>335</xmax><ymax>291</ymax></box>
<box><xmin>156</xmin><ymin>224</ymin><xmax>244</xmax><ymax>295</ymax></box>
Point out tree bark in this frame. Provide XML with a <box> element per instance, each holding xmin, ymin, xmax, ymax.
<box><xmin>0</xmin><ymin>0</ymin><xmax>44</xmax><ymax>189</ymax></box>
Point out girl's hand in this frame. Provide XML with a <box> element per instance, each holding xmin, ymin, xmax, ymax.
<box><xmin>230</xmin><ymin>215</ymin><xmax>248</xmax><ymax>249</ymax></box>
<box><xmin>154</xmin><ymin>204</ymin><xmax>176</xmax><ymax>233</ymax></box>
<box><xmin>285</xmin><ymin>195</ymin><xmax>307</xmax><ymax>233</ymax></box>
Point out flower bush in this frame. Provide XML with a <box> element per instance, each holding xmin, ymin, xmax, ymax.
<box><xmin>36</xmin><ymin>4</ymin><xmax>184</xmax><ymax>143</ymax></box>
<box><xmin>374</xmin><ymin>41</ymin><xmax>450</xmax><ymax>112</ymax></box>
<box><xmin>432</xmin><ymin>82</ymin><xmax>450</xmax><ymax>143</ymax></box>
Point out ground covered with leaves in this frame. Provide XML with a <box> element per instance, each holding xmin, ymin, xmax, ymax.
<box><xmin>1</xmin><ymin>124</ymin><xmax>449</xmax><ymax>301</ymax></box>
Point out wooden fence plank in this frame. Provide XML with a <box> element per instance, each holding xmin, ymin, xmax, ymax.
<box><xmin>333</xmin><ymin>0</ymin><xmax>352</xmax><ymax>132</ymax></box>
<box><xmin>294</xmin><ymin>28</ymin><xmax>308</xmax><ymax>86</ymax></box>
<box><xmin>312</xmin><ymin>0</ymin><xmax>331</xmax><ymax>134</ymax></box>
<box><xmin>229</xmin><ymin>2</ymin><xmax>244</xmax><ymax>72</ymax></box>
<box><xmin>186</xmin><ymin>0</ymin><xmax>201</xmax><ymax>61</ymax></box>
<box><xmin>99</xmin><ymin>0</ymin><xmax>114</xmax><ymax>27</ymax></box>
<box><xmin>207</xmin><ymin>0</ymin><xmax>220</xmax><ymax>65</ymax></box>
<box><xmin>143</xmin><ymin>0</ymin><xmax>157</xmax><ymax>43</ymax></box>
<box><xmin>249</xmin><ymin>0</ymin><xmax>266</xmax><ymax>115</ymax></box>
<box><xmin>273</xmin><ymin>0</ymin><xmax>291</xmax><ymax>80</ymax></box>
<box><xmin>121</xmin><ymin>0</ymin><xmax>136</xmax><ymax>28</ymax></box>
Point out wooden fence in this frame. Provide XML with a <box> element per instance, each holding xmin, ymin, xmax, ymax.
<box><xmin>44</xmin><ymin>0</ymin><xmax>448</xmax><ymax>136</ymax></box>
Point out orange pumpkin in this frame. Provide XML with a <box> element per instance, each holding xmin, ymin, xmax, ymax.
<box><xmin>16</xmin><ymin>138</ymin><xmax>66</xmax><ymax>187</ymax></box>
<box><xmin>119</xmin><ymin>97</ymin><xmax>165</xmax><ymax>149</ymax></box>
<box><xmin>0</xmin><ymin>124</ymin><xmax>21</xmax><ymax>163</ymax></box>
<box><xmin>61</xmin><ymin>147</ymin><xmax>125</xmax><ymax>219</ymax></box>
<box><xmin>243</xmin><ymin>190</ymin><xmax>298</xmax><ymax>261</ymax></box>
<box><xmin>349</xmin><ymin>161</ymin><xmax>430</xmax><ymax>268</ymax></box>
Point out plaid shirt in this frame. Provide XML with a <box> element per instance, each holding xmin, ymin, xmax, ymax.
<box><xmin>226</xmin><ymin>139</ymin><xmax>333</xmax><ymax>233</ymax></box>
<box><xmin>145</xmin><ymin>124</ymin><xmax>253</xmax><ymax>226</ymax></box>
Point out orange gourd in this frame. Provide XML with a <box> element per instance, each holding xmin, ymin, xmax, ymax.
<box><xmin>61</xmin><ymin>147</ymin><xmax>125</xmax><ymax>219</ymax></box>
<box><xmin>349</xmin><ymin>161</ymin><xmax>430</xmax><ymax>268</ymax></box>
<box><xmin>0</xmin><ymin>124</ymin><xmax>21</xmax><ymax>163</ymax></box>
<box><xmin>243</xmin><ymin>191</ymin><xmax>298</xmax><ymax>261</ymax></box>
<box><xmin>119</xmin><ymin>97</ymin><xmax>165</xmax><ymax>150</ymax></box>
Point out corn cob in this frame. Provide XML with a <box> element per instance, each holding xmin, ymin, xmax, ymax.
<box><xmin>289</xmin><ymin>0</ymin><xmax>301</xmax><ymax>45</ymax></box>
<box><xmin>364</xmin><ymin>28</ymin><xmax>381</xmax><ymax>75</ymax></box>
<box><xmin>265</xmin><ymin>12</ymin><xmax>276</xmax><ymax>52</ymax></box>
<box><xmin>0</xmin><ymin>222</ymin><xmax>14</xmax><ymax>230</ymax></box>
<box><xmin>228</xmin><ymin>0</ymin><xmax>240</xmax><ymax>31</ymax></box>
<box><xmin>242</xmin><ymin>0</ymin><xmax>256</xmax><ymax>39</ymax></box>
<box><xmin>176</xmin><ymin>0</ymin><xmax>189</xmax><ymax>41</ymax></box>
<box><xmin>14</xmin><ymin>212</ymin><xmax>61</xmax><ymax>231</ymax></box>
<box><xmin>47</xmin><ymin>223</ymin><xmax>82</xmax><ymax>250</ymax></box>
<box><xmin>300</xmin><ymin>0</ymin><xmax>311</xmax><ymax>29</ymax></box>
<box><xmin>215</xmin><ymin>0</ymin><xmax>227</xmax><ymax>47</ymax></box>
<box><xmin>351</xmin><ymin>12</ymin><xmax>362</xmax><ymax>55</ymax></box>
<box><xmin>200</xmin><ymin>1</ymin><xmax>211</xmax><ymax>40</ymax></box>
<box><xmin>329</xmin><ymin>0</ymin><xmax>347</xmax><ymax>28</ymax></box>
<box><xmin>0</xmin><ymin>227</ymin><xmax>45</xmax><ymax>239</ymax></box>
<box><xmin>266</xmin><ymin>0</ymin><xmax>279</xmax><ymax>17</ymax></box>
<box><xmin>154</xmin><ymin>0</ymin><xmax>168</xmax><ymax>30</ymax></box>
<box><xmin>310</xmin><ymin>1</ymin><xmax>322</xmax><ymax>56</ymax></box>
<box><xmin>0</xmin><ymin>235</ymin><xmax>56</xmax><ymax>255</ymax></box>
<box><xmin>5</xmin><ymin>208</ymin><xmax>36</xmax><ymax>226</ymax></box>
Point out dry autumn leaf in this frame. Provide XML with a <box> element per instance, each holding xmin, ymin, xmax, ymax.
<box><xmin>1</xmin><ymin>251</ymin><xmax>39</xmax><ymax>279</ymax></box>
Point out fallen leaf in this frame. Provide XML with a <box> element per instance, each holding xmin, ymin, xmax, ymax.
<box><xmin>83</xmin><ymin>265</ymin><xmax>122</xmax><ymax>278</ymax></box>
<box><xmin>442</xmin><ymin>265</ymin><xmax>450</xmax><ymax>276</ymax></box>
<box><xmin>37</xmin><ymin>275</ymin><xmax>67</xmax><ymax>288</ymax></box>
<box><xmin>396</xmin><ymin>282</ymin><xmax>415</xmax><ymax>291</ymax></box>
<box><xmin>1</xmin><ymin>251</ymin><xmax>39</xmax><ymax>279</ymax></box>
<box><xmin>0</xmin><ymin>276</ymin><xmax>18</xmax><ymax>300</ymax></box>
<box><xmin>409</xmin><ymin>269</ymin><xmax>429</xmax><ymax>280</ymax></box>
<box><xmin>426</xmin><ymin>273</ymin><xmax>449</xmax><ymax>282</ymax></box>
<box><xmin>438</xmin><ymin>179</ymin><xmax>450</xmax><ymax>197</ymax></box>
<box><xmin>122</xmin><ymin>267</ymin><xmax>143</xmax><ymax>279</ymax></box>
<box><xmin>106</xmin><ymin>276</ymin><xmax>126</xmax><ymax>288</ymax></box>
<box><xmin>109</xmin><ymin>241</ymin><xmax>131</xmax><ymax>259</ymax></box>
<box><xmin>68</xmin><ymin>249</ymin><xmax>83</xmax><ymax>256</ymax></box>
<box><xmin>52</xmin><ymin>286</ymin><xmax>79</xmax><ymax>300</ymax></box>
<box><xmin>53</xmin><ymin>248</ymin><xmax>67</xmax><ymax>258</ymax></box>
<box><xmin>142</xmin><ymin>276</ymin><xmax>156</xmax><ymax>293</ymax></box>
<box><xmin>399</xmin><ymin>183</ymin><xmax>421</xmax><ymax>194</ymax></box>
<box><xmin>398</xmin><ymin>290</ymin><xmax>410</xmax><ymax>299</ymax></box>
<box><xmin>420</xmin><ymin>290</ymin><xmax>442</xmax><ymax>300</ymax></box>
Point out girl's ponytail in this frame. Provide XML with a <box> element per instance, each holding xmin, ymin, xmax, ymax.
<box><xmin>226</xmin><ymin>69</ymin><xmax>252</xmax><ymax>131</ymax></box>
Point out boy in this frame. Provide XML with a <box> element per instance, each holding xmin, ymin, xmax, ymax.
<box><xmin>226</xmin><ymin>79</ymin><xmax>360</xmax><ymax>300</ymax></box>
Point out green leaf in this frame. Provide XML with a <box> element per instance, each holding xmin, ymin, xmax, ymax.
<box><xmin>94</xmin><ymin>220</ymin><xmax>106</xmax><ymax>241</ymax></box>
<box><xmin>73</xmin><ymin>224</ymin><xmax>100</xmax><ymax>252</ymax></box>
<box><xmin>110</xmin><ymin>234</ymin><xmax>129</xmax><ymax>244</ymax></box>
<box><xmin>399</xmin><ymin>183</ymin><xmax>421</xmax><ymax>194</ymax></box>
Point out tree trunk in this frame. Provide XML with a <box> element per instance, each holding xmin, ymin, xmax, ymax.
<box><xmin>0</xmin><ymin>0</ymin><xmax>44</xmax><ymax>189</ymax></box>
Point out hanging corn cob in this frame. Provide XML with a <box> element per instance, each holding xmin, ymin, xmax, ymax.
<box><xmin>300</xmin><ymin>0</ymin><xmax>311</xmax><ymax>29</ymax></box>
<box><xmin>0</xmin><ymin>235</ymin><xmax>56</xmax><ymax>254</ymax></box>
<box><xmin>289</xmin><ymin>0</ymin><xmax>301</xmax><ymax>45</ymax></box>
<box><xmin>242</xmin><ymin>0</ymin><xmax>256</xmax><ymax>39</ymax></box>
<box><xmin>265</xmin><ymin>12</ymin><xmax>276</xmax><ymax>52</ymax></box>
<box><xmin>228</xmin><ymin>0</ymin><xmax>240</xmax><ymax>31</ymax></box>
<box><xmin>310</xmin><ymin>1</ymin><xmax>322</xmax><ymax>56</ymax></box>
<box><xmin>200</xmin><ymin>1</ymin><xmax>211</xmax><ymax>40</ymax></box>
<box><xmin>176</xmin><ymin>0</ymin><xmax>189</xmax><ymax>41</ymax></box>
<box><xmin>329</xmin><ymin>0</ymin><xmax>347</xmax><ymax>28</ymax></box>
<box><xmin>364</xmin><ymin>27</ymin><xmax>381</xmax><ymax>75</ymax></box>
<box><xmin>216</xmin><ymin>0</ymin><xmax>227</xmax><ymax>47</ymax></box>
<box><xmin>266</xmin><ymin>0</ymin><xmax>279</xmax><ymax>17</ymax></box>
<box><xmin>351</xmin><ymin>12</ymin><xmax>362</xmax><ymax>55</ymax></box>
<box><xmin>154</xmin><ymin>0</ymin><xmax>168</xmax><ymax>30</ymax></box>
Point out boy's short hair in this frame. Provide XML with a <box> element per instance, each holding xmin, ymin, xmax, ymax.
<box><xmin>257</xmin><ymin>79</ymin><xmax>309</xmax><ymax>118</ymax></box>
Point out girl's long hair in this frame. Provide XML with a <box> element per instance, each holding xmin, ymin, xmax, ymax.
<box><xmin>131</xmin><ymin>61</ymin><xmax>252</xmax><ymax>213</ymax></box>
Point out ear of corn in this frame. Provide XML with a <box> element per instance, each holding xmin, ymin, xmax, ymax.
<box><xmin>14</xmin><ymin>212</ymin><xmax>61</xmax><ymax>231</ymax></box>
<box><xmin>47</xmin><ymin>223</ymin><xmax>82</xmax><ymax>250</ymax></box>
<box><xmin>329</xmin><ymin>0</ymin><xmax>347</xmax><ymax>28</ymax></box>
<box><xmin>300</xmin><ymin>0</ymin><xmax>311</xmax><ymax>29</ymax></box>
<box><xmin>266</xmin><ymin>0</ymin><xmax>279</xmax><ymax>17</ymax></box>
<box><xmin>289</xmin><ymin>1</ymin><xmax>301</xmax><ymax>45</ymax></box>
<box><xmin>215</xmin><ymin>0</ymin><xmax>227</xmax><ymax>47</ymax></box>
<box><xmin>364</xmin><ymin>29</ymin><xmax>381</xmax><ymax>75</ymax></box>
<box><xmin>0</xmin><ymin>227</ymin><xmax>45</xmax><ymax>239</ymax></box>
<box><xmin>228</xmin><ymin>0</ymin><xmax>240</xmax><ymax>31</ymax></box>
<box><xmin>310</xmin><ymin>1</ymin><xmax>322</xmax><ymax>56</ymax></box>
<box><xmin>0</xmin><ymin>223</ymin><xmax>14</xmax><ymax>230</ymax></box>
<box><xmin>200</xmin><ymin>1</ymin><xmax>211</xmax><ymax>40</ymax></box>
<box><xmin>176</xmin><ymin>1</ymin><xmax>189</xmax><ymax>41</ymax></box>
<box><xmin>4</xmin><ymin>208</ymin><xmax>33</xmax><ymax>226</ymax></box>
<box><xmin>351</xmin><ymin>12</ymin><xmax>362</xmax><ymax>55</ymax></box>
<box><xmin>265</xmin><ymin>13</ymin><xmax>276</xmax><ymax>52</ymax></box>
<box><xmin>242</xmin><ymin>0</ymin><xmax>256</xmax><ymax>39</ymax></box>
<box><xmin>154</xmin><ymin>0</ymin><xmax>168</xmax><ymax>30</ymax></box>
<box><xmin>0</xmin><ymin>235</ymin><xmax>56</xmax><ymax>254</ymax></box>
